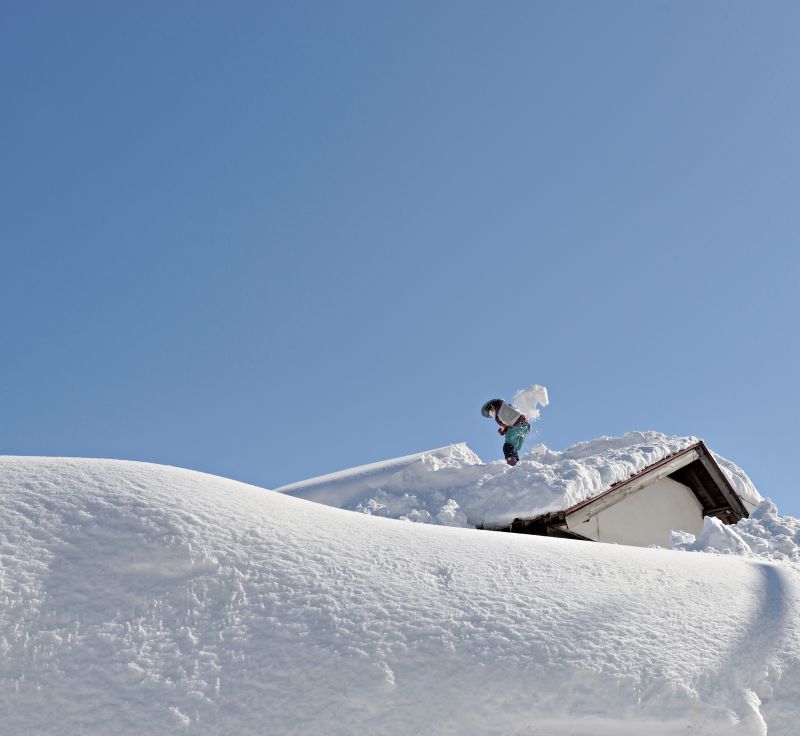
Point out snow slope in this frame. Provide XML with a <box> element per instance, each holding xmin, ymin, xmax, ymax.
<box><xmin>672</xmin><ymin>499</ymin><xmax>800</xmax><ymax>564</ymax></box>
<box><xmin>2</xmin><ymin>455</ymin><xmax>799</xmax><ymax>735</ymax></box>
<box><xmin>276</xmin><ymin>431</ymin><xmax>763</xmax><ymax>528</ymax></box>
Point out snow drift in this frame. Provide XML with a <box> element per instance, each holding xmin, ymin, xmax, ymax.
<box><xmin>1</xmin><ymin>454</ymin><xmax>800</xmax><ymax>735</ymax></box>
<box><xmin>276</xmin><ymin>431</ymin><xmax>763</xmax><ymax>529</ymax></box>
<box><xmin>672</xmin><ymin>499</ymin><xmax>800</xmax><ymax>564</ymax></box>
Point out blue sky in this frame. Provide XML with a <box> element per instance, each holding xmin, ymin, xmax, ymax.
<box><xmin>3</xmin><ymin>1</ymin><xmax>799</xmax><ymax>516</ymax></box>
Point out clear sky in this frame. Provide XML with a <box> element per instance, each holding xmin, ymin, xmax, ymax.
<box><xmin>3</xmin><ymin>1</ymin><xmax>799</xmax><ymax>516</ymax></box>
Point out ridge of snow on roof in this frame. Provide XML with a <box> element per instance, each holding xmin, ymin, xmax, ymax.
<box><xmin>275</xmin><ymin>431</ymin><xmax>763</xmax><ymax>528</ymax></box>
<box><xmin>274</xmin><ymin>443</ymin><xmax>481</xmax><ymax>508</ymax></box>
<box><xmin>538</xmin><ymin>440</ymin><xmax>750</xmax><ymax>523</ymax></box>
<box><xmin>1</xmin><ymin>455</ymin><xmax>799</xmax><ymax>734</ymax></box>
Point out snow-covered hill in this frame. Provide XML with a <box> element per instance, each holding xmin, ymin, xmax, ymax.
<box><xmin>2</xmin><ymin>453</ymin><xmax>800</xmax><ymax>735</ymax></box>
<box><xmin>276</xmin><ymin>431</ymin><xmax>763</xmax><ymax>528</ymax></box>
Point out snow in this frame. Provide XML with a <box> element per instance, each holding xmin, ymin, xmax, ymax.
<box><xmin>277</xmin><ymin>431</ymin><xmax>763</xmax><ymax>528</ymax></box>
<box><xmin>1</xmin><ymin>443</ymin><xmax>798</xmax><ymax>734</ymax></box>
<box><xmin>511</xmin><ymin>383</ymin><xmax>550</xmax><ymax>420</ymax></box>
<box><xmin>672</xmin><ymin>500</ymin><xmax>800</xmax><ymax>563</ymax></box>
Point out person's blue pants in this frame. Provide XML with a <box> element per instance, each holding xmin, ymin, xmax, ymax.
<box><xmin>503</xmin><ymin>423</ymin><xmax>529</xmax><ymax>459</ymax></box>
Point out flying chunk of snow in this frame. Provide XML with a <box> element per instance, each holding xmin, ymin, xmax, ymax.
<box><xmin>512</xmin><ymin>383</ymin><xmax>550</xmax><ymax>420</ymax></box>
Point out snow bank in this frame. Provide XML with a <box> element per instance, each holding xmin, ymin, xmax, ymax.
<box><xmin>275</xmin><ymin>444</ymin><xmax>482</xmax><ymax>512</ymax></box>
<box><xmin>672</xmin><ymin>500</ymin><xmax>800</xmax><ymax>564</ymax></box>
<box><xmin>277</xmin><ymin>431</ymin><xmax>762</xmax><ymax>529</ymax></box>
<box><xmin>2</xmin><ymin>456</ymin><xmax>800</xmax><ymax>735</ymax></box>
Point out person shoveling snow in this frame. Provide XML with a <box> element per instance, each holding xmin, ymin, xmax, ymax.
<box><xmin>481</xmin><ymin>398</ymin><xmax>531</xmax><ymax>466</ymax></box>
<box><xmin>481</xmin><ymin>386</ymin><xmax>548</xmax><ymax>466</ymax></box>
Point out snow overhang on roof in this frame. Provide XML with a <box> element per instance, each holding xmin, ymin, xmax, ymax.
<box><xmin>487</xmin><ymin>441</ymin><xmax>750</xmax><ymax>539</ymax></box>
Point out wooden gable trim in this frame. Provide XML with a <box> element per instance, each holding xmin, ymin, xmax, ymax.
<box><xmin>484</xmin><ymin>441</ymin><xmax>749</xmax><ymax>537</ymax></box>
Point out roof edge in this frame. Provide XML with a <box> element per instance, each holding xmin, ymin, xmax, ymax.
<box><xmin>490</xmin><ymin>440</ymin><xmax>750</xmax><ymax>534</ymax></box>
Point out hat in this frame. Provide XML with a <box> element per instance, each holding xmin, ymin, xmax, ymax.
<box><xmin>481</xmin><ymin>399</ymin><xmax>502</xmax><ymax>418</ymax></box>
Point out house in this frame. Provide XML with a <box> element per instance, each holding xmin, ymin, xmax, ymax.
<box><xmin>480</xmin><ymin>441</ymin><xmax>751</xmax><ymax>548</ymax></box>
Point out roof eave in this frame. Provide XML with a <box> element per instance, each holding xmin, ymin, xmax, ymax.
<box><xmin>485</xmin><ymin>440</ymin><xmax>749</xmax><ymax>536</ymax></box>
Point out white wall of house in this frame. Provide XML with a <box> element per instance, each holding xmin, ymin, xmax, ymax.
<box><xmin>565</xmin><ymin>477</ymin><xmax>705</xmax><ymax>548</ymax></box>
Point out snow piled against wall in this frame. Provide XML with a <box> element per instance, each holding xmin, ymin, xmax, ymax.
<box><xmin>277</xmin><ymin>431</ymin><xmax>763</xmax><ymax>529</ymax></box>
<box><xmin>671</xmin><ymin>500</ymin><xmax>800</xmax><ymax>564</ymax></box>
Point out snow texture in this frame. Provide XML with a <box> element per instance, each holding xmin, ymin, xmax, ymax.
<box><xmin>277</xmin><ymin>431</ymin><xmax>763</xmax><ymax>529</ymax></box>
<box><xmin>1</xmin><ymin>452</ymin><xmax>799</xmax><ymax>735</ymax></box>
<box><xmin>671</xmin><ymin>500</ymin><xmax>800</xmax><ymax>563</ymax></box>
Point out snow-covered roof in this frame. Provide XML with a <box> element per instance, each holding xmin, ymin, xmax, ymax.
<box><xmin>275</xmin><ymin>431</ymin><xmax>763</xmax><ymax>529</ymax></box>
<box><xmin>274</xmin><ymin>444</ymin><xmax>481</xmax><ymax>509</ymax></box>
<box><xmin>488</xmin><ymin>440</ymin><xmax>752</xmax><ymax>535</ymax></box>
